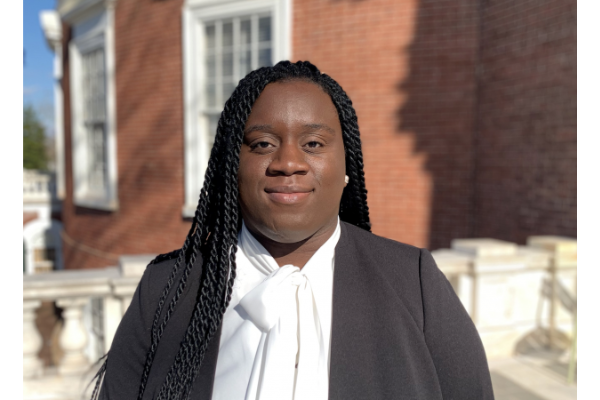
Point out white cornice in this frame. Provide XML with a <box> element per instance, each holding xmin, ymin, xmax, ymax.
<box><xmin>40</xmin><ymin>10</ymin><xmax>62</xmax><ymax>51</ymax></box>
<box><xmin>61</xmin><ymin>0</ymin><xmax>115</xmax><ymax>25</ymax></box>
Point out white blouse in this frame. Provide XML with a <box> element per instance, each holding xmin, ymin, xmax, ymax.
<box><xmin>211</xmin><ymin>218</ymin><xmax>341</xmax><ymax>400</ymax></box>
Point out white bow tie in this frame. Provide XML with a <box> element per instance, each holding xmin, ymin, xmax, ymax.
<box><xmin>239</xmin><ymin>264</ymin><xmax>328</xmax><ymax>400</ymax></box>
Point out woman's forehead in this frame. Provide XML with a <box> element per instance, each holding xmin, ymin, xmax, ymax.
<box><xmin>245</xmin><ymin>80</ymin><xmax>341</xmax><ymax>131</ymax></box>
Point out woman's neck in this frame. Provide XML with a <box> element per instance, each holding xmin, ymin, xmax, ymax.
<box><xmin>244</xmin><ymin>217</ymin><xmax>339</xmax><ymax>268</ymax></box>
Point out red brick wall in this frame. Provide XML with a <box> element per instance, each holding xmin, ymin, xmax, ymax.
<box><xmin>60</xmin><ymin>0</ymin><xmax>576</xmax><ymax>270</ymax></box>
<box><xmin>62</xmin><ymin>0</ymin><xmax>191</xmax><ymax>270</ymax></box>
<box><xmin>293</xmin><ymin>0</ymin><xmax>480</xmax><ymax>249</ymax></box>
<box><xmin>474</xmin><ymin>0</ymin><xmax>577</xmax><ymax>243</ymax></box>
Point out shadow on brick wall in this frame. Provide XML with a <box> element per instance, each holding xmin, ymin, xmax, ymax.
<box><xmin>396</xmin><ymin>0</ymin><xmax>481</xmax><ymax>249</ymax></box>
<box><xmin>397</xmin><ymin>0</ymin><xmax>576</xmax><ymax>248</ymax></box>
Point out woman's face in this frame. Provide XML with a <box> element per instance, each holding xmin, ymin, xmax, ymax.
<box><xmin>238</xmin><ymin>80</ymin><xmax>346</xmax><ymax>244</ymax></box>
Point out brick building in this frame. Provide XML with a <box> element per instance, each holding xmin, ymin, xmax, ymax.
<box><xmin>44</xmin><ymin>0</ymin><xmax>576</xmax><ymax>270</ymax></box>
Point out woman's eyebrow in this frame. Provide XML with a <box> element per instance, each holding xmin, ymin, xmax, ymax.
<box><xmin>244</xmin><ymin>124</ymin><xmax>274</xmax><ymax>135</ymax></box>
<box><xmin>302</xmin><ymin>123</ymin><xmax>336</xmax><ymax>135</ymax></box>
<box><xmin>244</xmin><ymin>123</ymin><xmax>336</xmax><ymax>135</ymax></box>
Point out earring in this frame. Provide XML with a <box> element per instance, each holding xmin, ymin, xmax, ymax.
<box><xmin>344</xmin><ymin>175</ymin><xmax>349</xmax><ymax>184</ymax></box>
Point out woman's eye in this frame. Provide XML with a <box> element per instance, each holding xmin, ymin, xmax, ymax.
<box><xmin>305</xmin><ymin>141</ymin><xmax>322</xmax><ymax>149</ymax></box>
<box><xmin>250</xmin><ymin>141</ymin><xmax>273</xmax><ymax>150</ymax></box>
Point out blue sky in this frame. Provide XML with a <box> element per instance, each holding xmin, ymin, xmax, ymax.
<box><xmin>23</xmin><ymin>0</ymin><xmax>57</xmax><ymax>135</ymax></box>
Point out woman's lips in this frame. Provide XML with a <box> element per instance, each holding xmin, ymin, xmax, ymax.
<box><xmin>266</xmin><ymin>192</ymin><xmax>311</xmax><ymax>204</ymax></box>
<box><xmin>265</xmin><ymin>186</ymin><xmax>313</xmax><ymax>204</ymax></box>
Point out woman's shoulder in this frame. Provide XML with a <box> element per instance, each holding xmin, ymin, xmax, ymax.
<box><xmin>339</xmin><ymin>221</ymin><xmax>429</xmax><ymax>293</ymax></box>
<box><xmin>143</xmin><ymin>249</ymin><xmax>182</xmax><ymax>287</ymax></box>
<box><xmin>340</xmin><ymin>221</ymin><xmax>424</xmax><ymax>261</ymax></box>
<box><xmin>141</xmin><ymin>249</ymin><xmax>204</xmax><ymax>302</ymax></box>
<box><xmin>151</xmin><ymin>248</ymin><xmax>183</xmax><ymax>266</ymax></box>
<box><xmin>339</xmin><ymin>221</ymin><xmax>436</xmax><ymax>332</ymax></box>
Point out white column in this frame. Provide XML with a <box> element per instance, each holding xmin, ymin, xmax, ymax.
<box><xmin>39</xmin><ymin>10</ymin><xmax>64</xmax><ymax>198</ymax></box>
<box><xmin>23</xmin><ymin>300</ymin><xmax>43</xmax><ymax>379</ymax></box>
<box><xmin>103</xmin><ymin>296</ymin><xmax>122</xmax><ymax>352</ymax></box>
<box><xmin>430</xmin><ymin>249</ymin><xmax>473</xmax><ymax>316</ymax></box>
<box><xmin>57</xmin><ymin>297</ymin><xmax>90</xmax><ymax>375</ymax></box>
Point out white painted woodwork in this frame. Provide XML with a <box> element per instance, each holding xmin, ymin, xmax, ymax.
<box><xmin>57</xmin><ymin>297</ymin><xmax>91</xmax><ymax>375</ymax></box>
<box><xmin>23</xmin><ymin>300</ymin><xmax>44</xmax><ymax>379</ymax></box>
<box><xmin>182</xmin><ymin>0</ymin><xmax>292</xmax><ymax>217</ymax></box>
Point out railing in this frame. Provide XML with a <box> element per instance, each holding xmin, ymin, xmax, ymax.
<box><xmin>432</xmin><ymin>236</ymin><xmax>577</xmax><ymax>360</ymax></box>
<box><xmin>23</xmin><ymin>238</ymin><xmax>576</xmax><ymax>397</ymax></box>
<box><xmin>23</xmin><ymin>169</ymin><xmax>57</xmax><ymax>203</ymax></box>
<box><xmin>23</xmin><ymin>255</ymin><xmax>153</xmax><ymax>400</ymax></box>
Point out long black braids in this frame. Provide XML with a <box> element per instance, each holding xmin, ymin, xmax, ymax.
<box><xmin>90</xmin><ymin>60</ymin><xmax>371</xmax><ymax>400</ymax></box>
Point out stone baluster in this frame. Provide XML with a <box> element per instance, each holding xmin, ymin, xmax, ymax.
<box><xmin>102</xmin><ymin>293</ymin><xmax>136</xmax><ymax>352</ymax></box>
<box><xmin>527</xmin><ymin>235</ymin><xmax>577</xmax><ymax>348</ymax></box>
<box><xmin>102</xmin><ymin>295</ymin><xmax>121</xmax><ymax>352</ymax></box>
<box><xmin>102</xmin><ymin>254</ymin><xmax>152</xmax><ymax>351</ymax></box>
<box><xmin>430</xmin><ymin>249</ymin><xmax>473</xmax><ymax>316</ymax></box>
<box><xmin>23</xmin><ymin>300</ymin><xmax>43</xmax><ymax>379</ymax></box>
<box><xmin>57</xmin><ymin>297</ymin><xmax>90</xmax><ymax>375</ymax></box>
<box><xmin>449</xmin><ymin>238</ymin><xmax>551</xmax><ymax>359</ymax></box>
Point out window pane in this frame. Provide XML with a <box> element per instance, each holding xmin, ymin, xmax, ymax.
<box><xmin>82</xmin><ymin>56</ymin><xmax>89</xmax><ymax>120</ymax></box>
<box><xmin>240</xmin><ymin>49</ymin><xmax>252</xmax><ymax>77</ymax></box>
<box><xmin>259</xmin><ymin>16</ymin><xmax>271</xmax><ymax>42</ymax></box>
<box><xmin>95</xmin><ymin>50</ymin><xmax>106</xmax><ymax>121</ymax></box>
<box><xmin>222</xmin><ymin>51</ymin><xmax>234</xmax><ymax>77</ymax></box>
<box><xmin>259</xmin><ymin>48</ymin><xmax>272</xmax><ymax>67</ymax></box>
<box><xmin>205</xmin><ymin>24</ymin><xmax>216</xmax><ymax>49</ymax></box>
<box><xmin>206</xmin><ymin>54</ymin><xmax>216</xmax><ymax>79</ymax></box>
<box><xmin>82</xmin><ymin>48</ymin><xmax>106</xmax><ymax>123</ymax></box>
<box><xmin>206</xmin><ymin>83</ymin><xmax>216</xmax><ymax>108</ymax></box>
<box><xmin>223</xmin><ymin>81</ymin><xmax>236</xmax><ymax>104</ymax></box>
<box><xmin>202</xmin><ymin>14</ymin><xmax>272</xmax><ymax>109</ymax></box>
<box><xmin>222</xmin><ymin>21</ymin><xmax>233</xmax><ymax>47</ymax></box>
<box><xmin>81</xmin><ymin>47</ymin><xmax>108</xmax><ymax>197</ymax></box>
<box><xmin>240</xmin><ymin>19</ymin><xmax>251</xmax><ymax>46</ymax></box>
<box><xmin>88</xmin><ymin>123</ymin><xmax>106</xmax><ymax>194</ymax></box>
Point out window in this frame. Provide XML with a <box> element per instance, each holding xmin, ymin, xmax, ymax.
<box><xmin>182</xmin><ymin>0</ymin><xmax>291</xmax><ymax>217</ymax></box>
<box><xmin>202</xmin><ymin>15</ymin><xmax>273</xmax><ymax>153</ymax></box>
<box><xmin>68</xmin><ymin>5</ymin><xmax>118</xmax><ymax>210</ymax></box>
<box><xmin>82</xmin><ymin>48</ymin><xmax>108</xmax><ymax>197</ymax></box>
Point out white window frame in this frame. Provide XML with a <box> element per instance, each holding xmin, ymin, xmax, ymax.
<box><xmin>181</xmin><ymin>0</ymin><xmax>291</xmax><ymax>217</ymax></box>
<box><xmin>66</xmin><ymin>1</ymin><xmax>118</xmax><ymax>211</ymax></box>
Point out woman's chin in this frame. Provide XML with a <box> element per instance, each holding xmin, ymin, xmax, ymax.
<box><xmin>245</xmin><ymin>217</ymin><xmax>316</xmax><ymax>244</ymax></box>
<box><xmin>251</xmin><ymin>214</ymin><xmax>340</xmax><ymax>246</ymax></box>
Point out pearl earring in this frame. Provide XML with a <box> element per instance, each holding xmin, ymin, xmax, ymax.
<box><xmin>344</xmin><ymin>175</ymin><xmax>349</xmax><ymax>184</ymax></box>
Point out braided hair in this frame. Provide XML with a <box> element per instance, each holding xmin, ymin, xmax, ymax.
<box><xmin>92</xmin><ymin>60</ymin><xmax>370</xmax><ymax>400</ymax></box>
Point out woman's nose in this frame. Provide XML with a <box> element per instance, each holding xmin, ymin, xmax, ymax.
<box><xmin>267</xmin><ymin>142</ymin><xmax>309</xmax><ymax>176</ymax></box>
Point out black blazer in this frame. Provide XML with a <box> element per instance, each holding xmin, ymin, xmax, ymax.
<box><xmin>100</xmin><ymin>222</ymin><xmax>494</xmax><ymax>399</ymax></box>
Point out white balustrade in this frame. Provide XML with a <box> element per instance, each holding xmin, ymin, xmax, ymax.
<box><xmin>429</xmin><ymin>249</ymin><xmax>473</xmax><ymax>315</ymax></box>
<box><xmin>22</xmin><ymin>268</ymin><xmax>141</xmax><ymax>400</ymax></box>
<box><xmin>23</xmin><ymin>300</ymin><xmax>44</xmax><ymax>379</ymax></box>
<box><xmin>23</xmin><ymin>268</ymin><xmax>117</xmax><ymax>382</ymax></box>
<box><xmin>57</xmin><ymin>297</ymin><xmax>91</xmax><ymax>375</ymax></box>
<box><xmin>24</xmin><ymin>238</ymin><xmax>576</xmax><ymax>397</ymax></box>
<box><xmin>527</xmin><ymin>236</ymin><xmax>577</xmax><ymax>349</ymax></box>
<box><xmin>23</xmin><ymin>169</ymin><xmax>56</xmax><ymax>203</ymax></box>
<box><xmin>432</xmin><ymin>237</ymin><xmax>577</xmax><ymax>360</ymax></box>
<box><xmin>22</xmin><ymin>254</ymin><xmax>155</xmax><ymax>400</ymax></box>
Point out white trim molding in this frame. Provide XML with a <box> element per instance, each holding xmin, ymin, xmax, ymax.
<box><xmin>40</xmin><ymin>10</ymin><xmax>66</xmax><ymax>199</ymax></box>
<box><xmin>67</xmin><ymin>1</ymin><xmax>118</xmax><ymax>211</ymax></box>
<box><xmin>23</xmin><ymin>219</ymin><xmax>65</xmax><ymax>275</ymax></box>
<box><xmin>181</xmin><ymin>0</ymin><xmax>291</xmax><ymax>217</ymax></box>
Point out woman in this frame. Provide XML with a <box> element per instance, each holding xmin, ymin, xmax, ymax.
<box><xmin>96</xmin><ymin>61</ymin><xmax>494</xmax><ymax>400</ymax></box>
